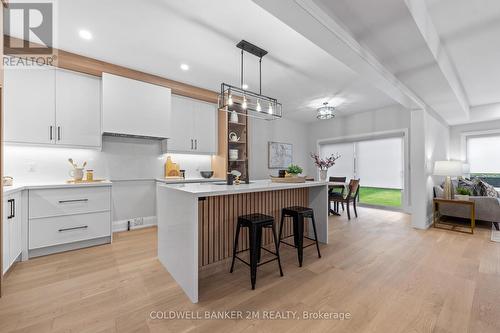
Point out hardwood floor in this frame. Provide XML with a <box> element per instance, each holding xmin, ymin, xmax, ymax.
<box><xmin>0</xmin><ymin>207</ymin><xmax>499</xmax><ymax>332</ymax></box>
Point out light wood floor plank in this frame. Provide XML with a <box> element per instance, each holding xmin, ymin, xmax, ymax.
<box><xmin>0</xmin><ymin>207</ymin><xmax>499</xmax><ymax>332</ymax></box>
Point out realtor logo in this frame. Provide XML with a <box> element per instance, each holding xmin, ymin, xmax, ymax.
<box><xmin>4</xmin><ymin>2</ymin><xmax>53</xmax><ymax>54</ymax></box>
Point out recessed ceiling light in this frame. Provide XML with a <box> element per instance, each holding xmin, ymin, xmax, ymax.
<box><xmin>242</xmin><ymin>84</ymin><xmax>248</xmax><ymax>90</ymax></box>
<box><xmin>78</xmin><ymin>29</ymin><xmax>93</xmax><ymax>40</ymax></box>
<box><xmin>180</xmin><ymin>63</ymin><xmax>190</xmax><ymax>71</ymax></box>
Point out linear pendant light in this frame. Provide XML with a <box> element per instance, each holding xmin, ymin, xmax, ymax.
<box><xmin>219</xmin><ymin>40</ymin><xmax>282</xmax><ymax>120</ymax></box>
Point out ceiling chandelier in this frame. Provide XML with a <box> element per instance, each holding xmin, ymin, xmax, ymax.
<box><xmin>316</xmin><ymin>102</ymin><xmax>336</xmax><ymax>120</ymax></box>
<box><xmin>219</xmin><ymin>40</ymin><xmax>282</xmax><ymax>120</ymax></box>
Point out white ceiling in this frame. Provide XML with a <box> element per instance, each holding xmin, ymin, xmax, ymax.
<box><xmin>35</xmin><ymin>0</ymin><xmax>395</xmax><ymax>123</ymax></box>
<box><xmin>425</xmin><ymin>0</ymin><xmax>500</xmax><ymax>108</ymax></box>
<box><xmin>253</xmin><ymin>0</ymin><xmax>500</xmax><ymax>125</ymax></box>
<box><xmin>10</xmin><ymin>0</ymin><xmax>500</xmax><ymax>125</ymax></box>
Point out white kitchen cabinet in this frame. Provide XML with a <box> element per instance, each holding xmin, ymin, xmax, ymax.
<box><xmin>3</xmin><ymin>191</ymin><xmax>22</xmax><ymax>274</ymax></box>
<box><xmin>55</xmin><ymin>69</ymin><xmax>101</xmax><ymax>148</ymax></box>
<box><xmin>102</xmin><ymin>73</ymin><xmax>171</xmax><ymax>138</ymax></box>
<box><xmin>168</xmin><ymin>95</ymin><xmax>194</xmax><ymax>151</ymax></box>
<box><xmin>193</xmin><ymin>101</ymin><xmax>217</xmax><ymax>153</ymax></box>
<box><xmin>168</xmin><ymin>95</ymin><xmax>217</xmax><ymax>154</ymax></box>
<box><xmin>4</xmin><ymin>65</ymin><xmax>102</xmax><ymax>148</ymax></box>
<box><xmin>28</xmin><ymin>186</ymin><xmax>112</xmax><ymax>257</ymax></box>
<box><xmin>4</xmin><ymin>66</ymin><xmax>56</xmax><ymax>144</ymax></box>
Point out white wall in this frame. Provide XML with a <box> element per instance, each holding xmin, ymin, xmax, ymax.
<box><xmin>3</xmin><ymin>136</ymin><xmax>212</xmax><ymax>225</ymax></box>
<box><xmin>307</xmin><ymin>105</ymin><xmax>411</xmax><ymax>176</ymax></box>
<box><xmin>249</xmin><ymin>117</ymin><xmax>309</xmax><ymax>179</ymax></box>
<box><xmin>410</xmin><ymin>109</ymin><xmax>450</xmax><ymax>229</ymax></box>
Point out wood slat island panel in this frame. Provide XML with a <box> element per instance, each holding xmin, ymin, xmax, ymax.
<box><xmin>197</xmin><ymin>188</ymin><xmax>309</xmax><ymax>267</ymax></box>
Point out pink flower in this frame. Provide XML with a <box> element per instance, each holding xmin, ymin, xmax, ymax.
<box><xmin>310</xmin><ymin>152</ymin><xmax>341</xmax><ymax>170</ymax></box>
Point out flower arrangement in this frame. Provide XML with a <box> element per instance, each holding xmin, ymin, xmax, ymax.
<box><xmin>310</xmin><ymin>153</ymin><xmax>341</xmax><ymax>170</ymax></box>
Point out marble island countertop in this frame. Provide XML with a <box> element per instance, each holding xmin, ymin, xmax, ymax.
<box><xmin>158</xmin><ymin>179</ymin><xmax>328</xmax><ymax>197</ymax></box>
<box><xmin>3</xmin><ymin>180</ymin><xmax>112</xmax><ymax>195</ymax></box>
<box><xmin>155</xmin><ymin>177</ymin><xmax>224</xmax><ymax>184</ymax></box>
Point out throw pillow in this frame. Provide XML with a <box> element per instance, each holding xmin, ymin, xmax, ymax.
<box><xmin>478</xmin><ymin>180</ymin><xmax>498</xmax><ymax>198</ymax></box>
<box><xmin>458</xmin><ymin>178</ymin><xmax>481</xmax><ymax>196</ymax></box>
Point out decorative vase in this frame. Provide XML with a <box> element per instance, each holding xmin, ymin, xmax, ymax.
<box><xmin>319</xmin><ymin>169</ymin><xmax>327</xmax><ymax>181</ymax></box>
<box><xmin>230</xmin><ymin>110</ymin><xmax>239</xmax><ymax>123</ymax></box>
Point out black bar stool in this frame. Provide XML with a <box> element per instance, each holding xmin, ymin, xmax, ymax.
<box><xmin>279</xmin><ymin>206</ymin><xmax>321</xmax><ymax>267</ymax></box>
<box><xmin>230</xmin><ymin>213</ymin><xmax>283</xmax><ymax>290</ymax></box>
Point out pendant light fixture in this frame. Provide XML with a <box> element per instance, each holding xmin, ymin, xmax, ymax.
<box><xmin>219</xmin><ymin>40</ymin><xmax>282</xmax><ymax>120</ymax></box>
<box><xmin>316</xmin><ymin>102</ymin><xmax>336</xmax><ymax>120</ymax></box>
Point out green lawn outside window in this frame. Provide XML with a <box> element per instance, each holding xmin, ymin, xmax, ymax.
<box><xmin>358</xmin><ymin>187</ymin><xmax>402</xmax><ymax>207</ymax></box>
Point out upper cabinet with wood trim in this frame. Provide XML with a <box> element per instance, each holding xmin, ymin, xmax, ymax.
<box><xmin>55</xmin><ymin>69</ymin><xmax>101</xmax><ymax>148</ymax></box>
<box><xmin>4</xmin><ymin>65</ymin><xmax>102</xmax><ymax>148</ymax></box>
<box><xmin>4</xmin><ymin>65</ymin><xmax>56</xmax><ymax>145</ymax></box>
<box><xmin>102</xmin><ymin>73</ymin><xmax>171</xmax><ymax>139</ymax></box>
<box><xmin>167</xmin><ymin>95</ymin><xmax>217</xmax><ymax>154</ymax></box>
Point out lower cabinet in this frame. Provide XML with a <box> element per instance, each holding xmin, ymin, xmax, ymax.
<box><xmin>28</xmin><ymin>186</ymin><xmax>112</xmax><ymax>257</ymax></box>
<box><xmin>2</xmin><ymin>191</ymin><xmax>22</xmax><ymax>274</ymax></box>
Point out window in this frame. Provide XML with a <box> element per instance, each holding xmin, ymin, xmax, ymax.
<box><xmin>466</xmin><ymin>135</ymin><xmax>500</xmax><ymax>186</ymax></box>
<box><xmin>320</xmin><ymin>136</ymin><xmax>404</xmax><ymax>208</ymax></box>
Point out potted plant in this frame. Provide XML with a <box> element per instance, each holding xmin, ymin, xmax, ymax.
<box><xmin>310</xmin><ymin>153</ymin><xmax>341</xmax><ymax>181</ymax></box>
<box><xmin>286</xmin><ymin>164</ymin><xmax>303</xmax><ymax>178</ymax></box>
<box><xmin>455</xmin><ymin>187</ymin><xmax>471</xmax><ymax>200</ymax></box>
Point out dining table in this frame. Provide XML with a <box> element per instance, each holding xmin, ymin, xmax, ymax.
<box><xmin>328</xmin><ymin>181</ymin><xmax>348</xmax><ymax>216</ymax></box>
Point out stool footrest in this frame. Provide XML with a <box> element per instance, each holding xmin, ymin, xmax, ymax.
<box><xmin>279</xmin><ymin>240</ymin><xmax>318</xmax><ymax>249</ymax></box>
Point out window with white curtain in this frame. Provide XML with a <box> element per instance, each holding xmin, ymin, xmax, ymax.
<box><xmin>319</xmin><ymin>137</ymin><xmax>403</xmax><ymax>189</ymax></box>
<box><xmin>467</xmin><ymin>135</ymin><xmax>500</xmax><ymax>174</ymax></box>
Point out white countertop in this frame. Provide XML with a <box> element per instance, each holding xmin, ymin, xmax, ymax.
<box><xmin>155</xmin><ymin>178</ymin><xmax>224</xmax><ymax>184</ymax></box>
<box><xmin>3</xmin><ymin>180</ymin><xmax>112</xmax><ymax>195</ymax></box>
<box><xmin>158</xmin><ymin>179</ymin><xmax>328</xmax><ymax>197</ymax></box>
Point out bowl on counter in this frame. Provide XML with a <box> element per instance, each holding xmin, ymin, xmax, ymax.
<box><xmin>200</xmin><ymin>171</ymin><xmax>214</xmax><ymax>179</ymax></box>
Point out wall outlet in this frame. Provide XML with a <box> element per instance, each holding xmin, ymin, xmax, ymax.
<box><xmin>133</xmin><ymin>217</ymin><xmax>144</xmax><ymax>226</ymax></box>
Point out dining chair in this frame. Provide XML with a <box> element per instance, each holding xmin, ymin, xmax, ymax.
<box><xmin>331</xmin><ymin>179</ymin><xmax>360</xmax><ymax>220</ymax></box>
<box><xmin>329</xmin><ymin>176</ymin><xmax>347</xmax><ymax>214</ymax></box>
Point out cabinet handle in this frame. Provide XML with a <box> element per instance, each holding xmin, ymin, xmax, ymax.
<box><xmin>58</xmin><ymin>225</ymin><xmax>88</xmax><ymax>232</ymax></box>
<box><xmin>195</xmin><ymin>139</ymin><xmax>198</xmax><ymax>150</ymax></box>
<box><xmin>12</xmin><ymin>199</ymin><xmax>15</xmax><ymax>218</ymax></box>
<box><xmin>49</xmin><ymin>126</ymin><xmax>53</xmax><ymax>141</ymax></box>
<box><xmin>57</xmin><ymin>126</ymin><xmax>61</xmax><ymax>141</ymax></box>
<box><xmin>58</xmin><ymin>199</ymin><xmax>89</xmax><ymax>204</ymax></box>
<box><xmin>191</xmin><ymin>139</ymin><xmax>193</xmax><ymax>150</ymax></box>
<box><xmin>7</xmin><ymin>199</ymin><xmax>14</xmax><ymax>219</ymax></box>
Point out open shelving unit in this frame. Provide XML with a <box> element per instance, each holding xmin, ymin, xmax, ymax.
<box><xmin>212</xmin><ymin>104</ymin><xmax>250</xmax><ymax>183</ymax></box>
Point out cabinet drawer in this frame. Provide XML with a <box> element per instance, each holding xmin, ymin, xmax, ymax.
<box><xmin>29</xmin><ymin>211</ymin><xmax>111</xmax><ymax>249</ymax></box>
<box><xmin>29</xmin><ymin>187</ymin><xmax>111</xmax><ymax>218</ymax></box>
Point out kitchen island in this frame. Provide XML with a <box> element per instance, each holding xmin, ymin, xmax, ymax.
<box><xmin>156</xmin><ymin>180</ymin><xmax>329</xmax><ymax>303</ymax></box>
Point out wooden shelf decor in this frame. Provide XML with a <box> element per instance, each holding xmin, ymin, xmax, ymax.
<box><xmin>212</xmin><ymin>104</ymin><xmax>250</xmax><ymax>183</ymax></box>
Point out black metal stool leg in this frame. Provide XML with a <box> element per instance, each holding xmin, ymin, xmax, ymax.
<box><xmin>278</xmin><ymin>212</ymin><xmax>285</xmax><ymax>249</ymax></box>
<box><xmin>230</xmin><ymin>222</ymin><xmax>241</xmax><ymax>273</ymax></box>
<box><xmin>249</xmin><ymin>224</ymin><xmax>259</xmax><ymax>290</ymax></box>
<box><xmin>271</xmin><ymin>223</ymin><xmax>284</xmax><ymax>276</ymax></box>
<box><xmin>310</xmin><ymin>213</ymin><xmax>322</xmax><ymax>258</ymax></box>
<box><xmin>256</xmin><ymin>226</ymin><xmax>262</xmax><ymax>263</ymax></box>
<box><xmin>297</xmin><ymin>216</ymin><xmax>304</xmax><ymax>267</ymax></box>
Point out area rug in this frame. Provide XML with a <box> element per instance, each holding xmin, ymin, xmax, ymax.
<box><xmin>491</xmin><ymin>225</ymin><xmax>500</xmax><ymax>243</ymax></box>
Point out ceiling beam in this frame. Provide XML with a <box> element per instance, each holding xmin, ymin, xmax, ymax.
<box><xmin>404</xmin><ymin>0</ymin><xmax>470</xmax><ymax>119</ymax></box>
<box><xmin>252</xmin><ymin>0</ymin><xmax>428</xmax><ymax>111</ymax></box>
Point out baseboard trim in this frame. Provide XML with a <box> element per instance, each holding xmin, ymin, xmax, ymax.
<box><xmin>29</xmin><ymin>236</ymin><xmax>112</xmax><ymax>258</ymax></box>
<box><xmin>113</xmin><ymin>216</ymin><xmax>157</xmax><ymax>232</ymax></box>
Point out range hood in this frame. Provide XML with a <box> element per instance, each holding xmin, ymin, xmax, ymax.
<box><xmin>102</xmin><ymin>73</ymin><xmax>172</xmax><ymax>140</ymax></box>
<box><xmin>102</xmin><ymin>132</ymin><xmax>169</xmax><ymax>141</ymax></box>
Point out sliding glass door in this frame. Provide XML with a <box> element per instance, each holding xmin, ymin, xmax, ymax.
<box><xmin>320</xmin><ymin>136</ymin><xmax>404</xmax><ymax>208</ymax></box>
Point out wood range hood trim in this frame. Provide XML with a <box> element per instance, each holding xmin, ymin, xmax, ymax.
<box><xmin>3</xmin><ymin>35</ymin><xmax>219</xmax><ymax>104</ymax></box>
